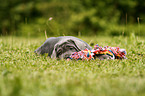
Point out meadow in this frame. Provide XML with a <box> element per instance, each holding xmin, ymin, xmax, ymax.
<box><xmin>0</xmin><ymin>35</ymin><xmax>145</xmax><ymax>96</ymax></box>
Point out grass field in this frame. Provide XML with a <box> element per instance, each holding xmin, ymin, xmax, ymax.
<box><xmin>0</xmin><ymin>35</ymin><xmax>145</xmax><ymax>96</ymax></box>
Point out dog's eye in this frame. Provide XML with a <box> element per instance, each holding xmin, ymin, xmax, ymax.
<box><xmin>69</xmin><ymin>47</ymin><xmax>74</xmax><ymax>50</ymax></box>
<box><xmin>66</xmin><ymin>46</ymin><xmax>74</xmax><ymax>50</ymax></box>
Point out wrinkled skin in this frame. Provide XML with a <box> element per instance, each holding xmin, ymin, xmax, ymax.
<box><xmin>53</xmin><ymin>40</ymin><xmax>81</xmax><ymax>59</ymax></box>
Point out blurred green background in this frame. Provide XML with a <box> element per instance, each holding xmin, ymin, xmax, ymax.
<box><xmin>0</xmin><ymin>0</ymin><xmax>145</xmax><ymax>37</ymax></box>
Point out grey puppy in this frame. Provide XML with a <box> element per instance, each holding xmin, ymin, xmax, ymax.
<box><xmin>34</xmin><ymin>36</ymin><xmax>92</xmax><ymax>59</ymax></box>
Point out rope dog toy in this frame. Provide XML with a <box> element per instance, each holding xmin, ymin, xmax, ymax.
<box><xmin>69</xmin><ymin>44</ymin><xmax>127</xmax><ymax>60</ymax></box>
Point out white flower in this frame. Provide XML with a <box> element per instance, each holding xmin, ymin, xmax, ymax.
<box><xmin>49</xmin><ymin>17</ymin><xmax>53</xmax><ymax>21</ymax></box>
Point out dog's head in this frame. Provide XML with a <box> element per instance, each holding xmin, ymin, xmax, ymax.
<box><xmin>51</xmin><ymin>39</ymin><xmax>90</xmax><ymax>59</ymax></box>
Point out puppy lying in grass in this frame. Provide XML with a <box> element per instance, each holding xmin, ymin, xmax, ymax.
<box><xmin>35</xmin><ymin>36</ymin><xmax>127</xmax><ymax>60</ymax></box>
<box><xmin>34</xmin><ymin>36</ymin><xmax>92</xmax><ymax>59</ymax></box>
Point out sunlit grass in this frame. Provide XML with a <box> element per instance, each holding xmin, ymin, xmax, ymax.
<box><xmin>0</xmin><ymin>36</ymin><xmax>145</xmax><ymax>96</ymax></box>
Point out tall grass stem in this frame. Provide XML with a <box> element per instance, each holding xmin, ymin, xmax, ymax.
<box><xmin>137</xmin><ymin>17</ymin><xmax>140</xmax><ymax>36</ymax></box>
<box><xmin>45</xmin><ymin>30</ymin><xmax>48</xmax><ymax>39</ymax></box>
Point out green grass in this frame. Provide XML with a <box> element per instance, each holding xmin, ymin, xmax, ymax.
<box><xmin>0</xmin><ymin>35</ymin><xmax>145</xmax><ymax>96</ymax></box>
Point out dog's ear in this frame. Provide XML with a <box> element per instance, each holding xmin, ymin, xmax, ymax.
<box><xmin>68</xmin><ymin>39</ymin><xmax>92</xmax><ymax>51</ymax></box>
